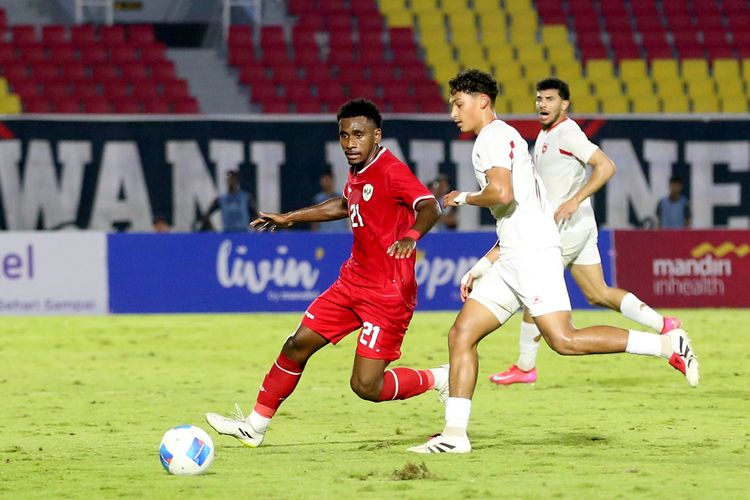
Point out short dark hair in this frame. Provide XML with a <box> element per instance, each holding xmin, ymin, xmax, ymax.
<box><xmin>536</xmin><ymin>77</ymin><xmax>571</xmax><ymax>100</ymax></box>
<box><xmin>337</xmin><ymin>99</ymin><xmax>382</xmax><ymax>128</ymax></box>
<box><xmin>670</xmin><ymin>175</ymin><xmax>683</xmax><ymax>184</ymax></box>
<box><xmin>449</xmin><ymin>69</ymin><xmax>499</xmax><ymax>103</ymax></box>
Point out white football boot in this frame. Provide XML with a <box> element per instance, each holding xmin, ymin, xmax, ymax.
<box><xmin>205</xmin><ymin>403</ymin><xmax>265</xmax><ymax>448</ymax></box>
<box><xmin>407</xmin><ymin>433</ymin><xmax>472</xmax><ymax>454</ymax></box>
<box><xmin>665</xmin><ymin>329</ymin><xmax>700</xmax><ymax>388</ymax></box>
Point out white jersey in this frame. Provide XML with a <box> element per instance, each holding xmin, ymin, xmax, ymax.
<box><xmin>534</xmin><ymin>118</ymin><xmax>599</xmax><ymax>232</ymax></box>
<box><xmin>472</xmin><ymin>119</ymin><xmax>560</xmax><ymax>260</ymax></box>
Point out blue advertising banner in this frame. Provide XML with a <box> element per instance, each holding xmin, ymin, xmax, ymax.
<box><xmin>108</xmin><ymin>230</ymin><xmax>613</xmax><ymax>313</ymax></box>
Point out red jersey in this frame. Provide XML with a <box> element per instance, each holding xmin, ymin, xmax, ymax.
<box><xmin>339</xmin><ymin>147</ymin><xmax>435</xmax><ymax>308</ymax></box>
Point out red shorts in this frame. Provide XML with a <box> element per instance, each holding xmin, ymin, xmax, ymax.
<box><xmin>301</xmin><ymin>278</ymin><xmax>414</xmax><ymax>361</ymax></box>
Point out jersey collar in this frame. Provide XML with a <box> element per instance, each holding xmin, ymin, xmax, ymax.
<box><xmin>354</xmin><ymin>146</ymin><xmax>386</xmax><ymax>175</ymax></box>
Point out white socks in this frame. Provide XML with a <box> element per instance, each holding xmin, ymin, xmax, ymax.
<box><xmin>620</xmin><ymin>293</ymin><xmax>664</xmax><ymax>332</ymax></box>
<box><xmin>625</xmin><ymin>330</ymin><xmax>672</xmax><ymax>358</ymax></box>
<box><xmin>444</xmin><ymin>397</ymin><xmax>472</xmax><ymax>437</ymax></box>
<box><xmin>249</xmin><ymin>411</ymin><xmax>271</xmax><ymax>433</ymax></box>
<box><xmin>517</xmin><ymin>321</ymin><xmax>541</xmax><ymax>371</ymax></box>
<box><xmin>429</xmin><ymin>366</ymin><xmax>449</xmax><ymax>390</ymax></box>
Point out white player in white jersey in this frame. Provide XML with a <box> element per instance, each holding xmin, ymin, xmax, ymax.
<box><xmin>489</xmin><ymin>77</ymin><xmax>682</xmax><ymax>386</ymax></box>
<box><xmin>408</xmin><ymin>70</ymin><xmax>699</xmax><ymax>455</ymax></box>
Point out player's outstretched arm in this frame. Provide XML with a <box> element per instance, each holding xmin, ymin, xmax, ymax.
<box><xmin>555</xmin><ymin>149</ymin><xmax>616</xmax><ymax>223</ymax></box>
<box><xmin>386</xmin><ymin>198</ymin><xmax>441</xmax><ymax>259</ymax></box>
<box><xmin>443</xmin><ymin>167</ymin><xmax>513</xmax><ymax>208</ymax></box>
<box><xmin>251</xmin><ymin>196</ymin><xmax>348</xmax><ymax>231</ymax></box>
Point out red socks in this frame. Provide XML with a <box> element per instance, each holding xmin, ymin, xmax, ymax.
<box><xmin>254</xmin><ymin>354</ymin><xmax>303</xmax><ymax>418</ymax></box>
<box><xmin>378</xmin><ymin>367</ymin><xmax>435</xmax><ymax>401</ymax></box>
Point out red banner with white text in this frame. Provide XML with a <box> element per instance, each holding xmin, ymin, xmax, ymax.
<box><xmin>614</xmin><ymin>230</ymin><xmax>750</xmax><ymax>307</ymax></box>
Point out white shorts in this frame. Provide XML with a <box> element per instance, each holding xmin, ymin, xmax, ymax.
<box><xmin>560</xmin><ymin>228</ymin><xmax>601</xmax><ymax>267</ymax></box>
<box><xmin>469</xmin><ymin>246</ymin><xmax>572</xmax><ymax>323</ymax></box>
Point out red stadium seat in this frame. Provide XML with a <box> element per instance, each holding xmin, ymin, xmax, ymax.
<box><xmin>229</xmin><ymin>47</ymin><xmax>259</xmax><ymax>67</ymax></box>
<box><xmin>390</xmin><ymin>99</ymin><xmax>420</xmax><ymax>113</ymax></box>
<box><xmin>49</xmin><ymin>46</ymin><xmax>78</xmax><ymax>64</ymax></box>
<box><xmin>382</xmin><ymin>82</ymin><xmax>412</xmax><ymax>101</ymax></box>
<box><xmin>288</xmin><ymin>0</ymin><xmax>317</xmax><ymax>15</ymax></box>
<box><xmin>641</xmin><ymin>32</ymin><xmax>671</xmax><ymax>51</ymax></box>
<box><xmin>262</xmin><ymin>101</ymin><xmax>289</xmax><ymax>113</ymax></box>
<box><xmin>42</xmin><ymin>25</ymin><xmax>68</xmax><ymax>47</ymax></box>
<box><xmin>0</xmin><ymin>45</ymin><xmax>16</xmax><ymax>65</ymax></box>
<box><xmin>368</xmin><ymin>64</ymin><xmax>397</xmax><ymax>84</ymax></box>
<box><xmin>121</xmin><ymin>63</ymin><xmax>150</xmax><ymax>82</ymax></box>
<box><xmin>11</xmin><ymin>25</ymin><xmax>37</xmax><ymax>46</ymax></box>
<box><xmin>703</xmin><ymin>30</ymin><xmax>731</xmax><ymax>50</ymax></box>
<box><xmin>349</xmin><ymin>82</ymin><xmax>378</xmax><ymax>100</ymax></box>
<box><xmin>56</xmin><ymin>98</ymin><xmax>81</xmax><ymax>113</ymax></box>
<box><xmin>732</xmin><ymin>31</ymin><xmax>750</xmax><ymax>49</ymax></box>
<box><xmin>80</xmin><ymin>46</ymin><xmax>108</xmax><ymax>65</ymax></box>
<box><xmin>271</xmin><ymin>63</ymin><xmax>300</xmax><ymax>82</ymax></box>
<box><xmin>238</xmin><ymin>65</ymin><xmax>270</xmax><ymax>86</ymax></box>
<box><xmin>635</xmin><ymin>18</ymin><xmax>665</xmax><ymax>34</ymax></box>
<box><xmin>104</xmin><ymin>82</ymin><xmax>130</xmax><ymax>100</ymax></box>
<box><xmin>71</xmin><ymin>25</ymin><xmax>97</xmax><ymax>47</ymax></box>
<box><xmin>72</xmin><ymin>82</ymin><xmax>100</xmax><ymax>100</ymax></box>
<box><xmin>420</xmin><ymin>99</ymin><xmax>447</xmax><ymax>113</ymax></box>
<box><xmin>304</xmin><ymin>65</ymin><xmax>334</xmax><ymax>83</ymax></box>
<box><xmin>0</xmin><ymin>9</ymin><xmax>6</xmax><ymax>31</ymax></box>
<box><xmin>24</xmin><ymin>97</ymin><xmax>54</xmax><ymax>113</ymax></box>
<box><xmin>572</xmin><ymin>16</ymin><xmax>600</xmax><ymax>33</ymax></box>
<box><xmin>262</xmin><ymin>46</ymin><xmax>292</xmax><ymax>63</ymax></box>
<box><xmin>604</xmin><ymin>17</ymin><xmax>633</xmax><ymax>34</ymax></box>
<box><xmin>319</xmin><ymin>0</ymin><xmax>348</xmax><ymax>13</ymax></box>
<box><xmin>260</xmin><ymin>26</ymin><xmax>286</xmax><ymax>47</ymax></box>
<box><xmin>19</xmin><ymin>44</ymin><xmax>48</xmax><ymax>64</ymax></box>
<box><xmin>110</xmin><ymin>46</ymin><xmax>139</xmax><ymax>64</ymax></box>
<box><xmin>162</xmin><ymin>79</ymin><xmax>190</xmax><ymax>99</ymax></box>
<box><xmin>285</xmin><ymin>84</ymin><xmax>312</xmax><ymax>101</ymax></box>
<box><xmin>150</xmin><ymin>62</ymin><xmax>177</xmax><ymax>81</ymax></box>
<box><xmin>143</xmin><ymin>98</ymin><xmax>170</xmax><ymax>113</ymax></box>
<box><xmin>133</xmin><ymin>82</ymin><xmax>160</xmax><ymax>100</ymax></box>
<box><xmin>358</xmin><ymin>16</ymin><xmax>384</xmax><ymax>33</ymax></box>
<box><xmin>44</xmin><ymin>82</ymin><xmax>69</xmax><ymax>99</ymax></box>
<box><xmin>665</xmin><ymin>14</ymin><xmax>694</xmax><ymax>31</ymax></box>
<box><xmin>61</xmin><ymin>62</ymin><xmax>88</xmax><ymax>84</ymax></box>
<box><xmin>112</xmin><ymin>98</ymin><xmax>141</xmax><ymax>113</ymax></box>
<box><xmin>171</xmin><ymin>96</ymin><xmax>199</xmax><ymax>113</ymax></box>
<box><xmin>33</xmin><ymin>63</ymin><xmax>60</xmax><ymax>83</ymax></box>
<box><xmin>317</xmin><ymin>84</ymin><xmax>347</xmax><ymax>105</ymax></box>
<box><xmin>4</xmin><ymin>64</ymin><xmax>33</xmax><ymax>85</ymax></box>
<box><xmin>350</xmin><ymin>0</ymin><xmax>380</xmax><ymax>16</ymax></box>
<box><xmin>100</xmin><ymin>25</ymin><xmax>126</xmax><ymax>46</ymax></box>
<box><xmin>83</xmin><ymin>97</ymin><xmax>111</xmax><ymax>113</ymax></box>
<box><xmin>297</xmin><ymin>13</ymin><xmax>325</xmax><ymax>30</ymax></box>
<box><xmin>359</xmin><ymin>46</ymin><xmax>388</xmax><ymax>65</ymax></box>
<box><xmin>250</xmin><ymin>84</ymin><xmax>281</xmax><ymax>102</ymax></box>
<box><xmin>141</xmin><ymin>43</ymin><xmax>168</xmax><ymax>63</ymax></box>
<box><xmin>92</xmin><ymin>65</ymin><xmax>120</xmax><ymax>85</ymax></box>
<box><xmin>696</xmin><ymin>15</ymin><xmax>724</xmax><ymax>31</ymax></box>
<box><xmin>389</xmin><ymin>28</ymin><xmax>418</xmax><ymax>50</ymax></box>
<box><xmin>293</xmin><ymin>100</ymin><xmax>323</xmax><ymax>114</ymax></box>
<box><xmin>128</xmin><ymin>24</ymin><xmax>156</xmax><ymax>45</ymax></box>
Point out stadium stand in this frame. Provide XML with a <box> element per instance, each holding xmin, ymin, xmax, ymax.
<box><xmin>2</xmin><ymin>0</ymin><xmax>749</xmax><ymax>114</ymax></box>
<box><xmin>0</xmin><ymin>12</ymin><xmax>197</xmax><ymax>114</ymax></box>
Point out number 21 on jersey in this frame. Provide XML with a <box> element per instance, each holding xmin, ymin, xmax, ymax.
<box><xmin>349</xmin><ymin>203</ymin><xmax>364</xmax><ymax>228</ymax></box>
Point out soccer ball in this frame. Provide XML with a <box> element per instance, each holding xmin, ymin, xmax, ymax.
<box><xmin>159</xmin><ymin>425</ymin><xmax>215</xmax><ymax>476</ymax></box>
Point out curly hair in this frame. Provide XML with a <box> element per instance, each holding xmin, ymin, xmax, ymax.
<box><xmin>448</xmin><ymin>69</ymin><xmax>499</xmax><ymax>103</ymax></box>
<box><xmin>336</xmin><ymin>98</ymin><xmax>382</xmax><ymax>128</ymax></box>
<box><xmin>536</xmin><ymin>77</ymin><xmax>571</xmax><ymax>100</ymax></box>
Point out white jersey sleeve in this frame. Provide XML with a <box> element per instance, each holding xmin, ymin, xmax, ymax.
<box><xmin>557</xmin><ymin>127</ymin><xmax>599</xmax><ymax>165</ymax></box>
<box><xmin>473</xmin><ymin>126</ymin><xmax>512</xmax><ymax>172</ymax></box>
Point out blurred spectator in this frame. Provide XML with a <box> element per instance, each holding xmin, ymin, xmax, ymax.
<box><xmin>152</xmin><ymin>215</ymin><xmax>171</xmax><ymax>233</ymax></box>
<box><xmin>656</xmin><ymin>175</ymin><xmax>691</xmax><ymax>228</ymax></box>
<box><xmin>201</xmin><ymin>170</ymin><xmax>256</xmax><ymax>232</ymax></box>
<box><xmin>430</xmin><ymin>174</ymin><xmax>457</xmax><ymax>231</ymax></box>
<box><xmin>311</xmin><ymin>172</ymin><xmax>349</xmax><ymax>232</ymax></box>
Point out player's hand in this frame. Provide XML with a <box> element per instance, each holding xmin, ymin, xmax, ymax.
<box><xmin>554</xmin><ymin>198</ymin><xmax>580</xmax><ymax>224</ymax></box>
<box><xmin>443</xmin><ymin>190</ymin><xmax>462</xmax><ymax>207</ymax></box>
<box><xmin>460</xmin><ymin>272</ymin><xmax>475</xmax><ymax>302</ymax></box>
<box><xmin>387</xmin><ymin>238</ymin><xmax>417</xmax><ymax>259</ymax></box>
<box><xmin>250</xmin><ymin>211</ymin><xmax>293</xmax><ymax>232</ymax></box>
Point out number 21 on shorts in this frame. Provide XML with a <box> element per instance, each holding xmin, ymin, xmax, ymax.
<box><xmin>359</xmin><ymin>321</ymin><xmax>380</xmax><ymax>349</ymax></box>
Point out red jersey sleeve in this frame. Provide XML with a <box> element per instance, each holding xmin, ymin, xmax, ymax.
<box><xmin>385</xmin><ymin>161</ymin><xmax>436</xmax><ymax>210</ymax></box>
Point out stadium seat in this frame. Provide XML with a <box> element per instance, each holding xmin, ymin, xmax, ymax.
<box><xmin>631</xmin><ymin>93</ymin><xmax>660</xmax><ymax>112</ymax></box>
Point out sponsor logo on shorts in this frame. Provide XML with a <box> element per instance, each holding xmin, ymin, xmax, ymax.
<box><xmin>304</xmin><ymin>311</ymin><xmax>315</xmax><ymax>320</ymax></box>
<box><xmin>531</xmin><ymin>295</ymin><xmax>542</xmax><ymax>305</ymax></box>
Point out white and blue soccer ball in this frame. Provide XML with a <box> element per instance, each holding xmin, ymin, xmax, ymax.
<box><xmin>159</xmin><ymin>425</ymin><xmax>215</xmax><ymax>476</ymax></box>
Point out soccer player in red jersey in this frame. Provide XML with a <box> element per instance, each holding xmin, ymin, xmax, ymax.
<box><xmin>206</xmin><ymin>99</ymin><xmax>447</xmax><ymax>447</ymax></box>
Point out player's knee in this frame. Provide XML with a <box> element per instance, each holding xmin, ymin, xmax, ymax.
<box><xmin>281</xmin><ymin>333</ymin><xmax>312</xmax><ymax>363</ymax></box>
<box><xmin>543</xmin><ymin>331</ymin><xmax>580</xmax><ymax>355</ymax></box>
<box><xmin>584</xmin><ymin>289</ymin><xmax>608</xmax><ymax>307</ymax></box>
<box><xmin>349</xmin><ymin>374</ymin><xmax>381</xmax><ymax>402</ymax></box>
<box><xmin>448</xmin><ymin>321</ymin><xmax>475</xmax><ymax>350</ymax></box>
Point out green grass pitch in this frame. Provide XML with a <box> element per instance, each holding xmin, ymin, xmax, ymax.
<box><xmin>1</xmin><ymin>309</ymin><xmax>748</xmax><ymax>499</ymax></box>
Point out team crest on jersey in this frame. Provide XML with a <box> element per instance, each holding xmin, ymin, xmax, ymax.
<box><xmin>363</xmin><ymin>184</ymin><xmax>374</xmax><ymax>201</ymax></box>
<box><xmin>542</xmin><ymin>143</ymin><xmax>548</xmax><ymax>154</ymax></box>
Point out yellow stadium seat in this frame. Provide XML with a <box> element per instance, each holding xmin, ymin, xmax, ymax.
<box><xmin>593</xmin><ymin>79</ymin><xmax>623</xmax><ymax>98</ymax></box>
<box><xmin>516</xmin><ymin>44</ymin><xmax>545</xmax><ymax>63</ymax></box>
<box><xmin>0</xmin><ymin>77</ymin><xmax>8</xmax><ymax>96</ymax></box>
<box><xmin>625</xmin><ymin>78</ymin><xmax>655</xmax><ymax>96</ymax></box>
<box><xmin>442</xmin><ymin>0</ymin><xmax>470</xmax><ymax>14</ymax></box>
<box><xmin>0</xmin><ymin>94</ymin><xmax>22</xmax><ymax>114</ymax></box>
<box><xmin>486</xmin><ymin>43</ymin><xmax>514</xmax><ymax>62</ymax></box>
<box><xmin>631</xmin><ymin>94</ymin><xmax>661</xmax><ymax>113</ymax></box>
<box><xmin>453</xmin><ymin>31</ymin><xmax>480</xmax><ymax>48</ymax></box>
<box><xmin>447</xmin><ymin>11</ymin><xmax>477</xmax><ymax>30</ymax></box>
<box><xmin>546</xmin><ymin>44</ymin><xmax>576</xmax><ymax>64</ymax></box>
<box><xmin>685</xmin><ymin>79</ymin><xmax>716</xmax><ymax>97</ymax></box>
<box><xmin>509</xmin><ymin>96</ymin><xmax>534</xmax><ymax>114</ymax></box>
<box><xmin>541</xmin><ymin>25</ymin><xmax>568</xmax><ymax>46</ymax></box>
<box><xmin>554</xmin><ymin>63</ymin><xmax>583</xmax><ymax>82</ymax></box>
<box><xmin>742</xmin><ymin>59</ymin><xmax>750</xmax><ymax>83</ymax></box>
<box><xmin>378</xmin><ymin>0</ymin><xmax>407</xmax><ymax>13</ymax></box>
<box><xmin>619</xmin><ymin>59</ymin><xmax>648</xmax><ymax>81</ymax></box>
<box><xmin>715</xmin><ymin>78</ymin><xmax>746</xmax><ymax>96</ymax></box>
<box><xmin>502</xmin><ymin>80</ymin><xmax>533</xmax><ymax>99</ymax></box>
<box><xmin>651</xmin><ymin>58</ymin><xmax>680</xmax><ymax>82</ymax></box>
<box><xmin>504</xmin><ymin>0</ymin><xmax>534</xmax><ymax>14</ymax></box>
<box><xmin>494</xmin><ymin>98</ymin><xmax>510</xmax><ymax>114</ymax></box>
<box><xmin>600</xmin><ymin>98</ymin><xmax>630</xmax><ymax>113</ymax></box>
<box><xmin>416</xmin><ymin>12</ymin><xmax>446</xmax><ymax>31</ymax></box>
<box><xmin>681</xmin><ymin>59</ymin><xmax>710</xmax><ymax>80</ymax></box>
<box><xmin>473</xmin><ymin>0</ymin><xmax>502</xmax><ymax>15</ymax></box>
<box><xmin>713</xmin><ymin>58</ymin><xmax>740</xmax><ymax>81</ymax></box>
<box><xmin>662</xmin><ymin>94</ymin><xmax>690</xmax><ymax>113</ymax></box>
<box><xmin>692</xmin><ymin>95</ymin><xmax>720</xmax><ymax>113</ymax></box>
<box><xmin>459</xmin><ymin>50</ymin><xmax>490</xmax><ymax>70</ymax></box>
<box><xmin>720</xmin><ymin>96</ymin><xmax>749</xmax><ymax>112</ymax></box>
<box><xmin>383</xmin><ymin>10</ymin><xmax>413</xmax><ymax>26</ymax></box>
<box><xmin>586</xmin><ymin>59</ymin><xmax>616</xmax><ymax>80</ymax></box>
<box><xmin>493</xmin><ymin>61</ymin><xmax>524</xmax><ymax>82</ymax></box>
<box><xmin>571</xmin><ymin>95</ymin><xmax>600</xmax><ymax>114</ymax></box>
<box><xmin>411</xmin><ymin>0</ymin><xmax>439</xmax><ymax>14</ymax></box>
<box><xmin>508</xmin><ymin>26</ymin><xmax>537</xmax><ymax>45</ymax></box>
<box><xmin>655</xmin><ymin>80</ymin><xmax>686</xmax><ymax>98</ymax></box>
